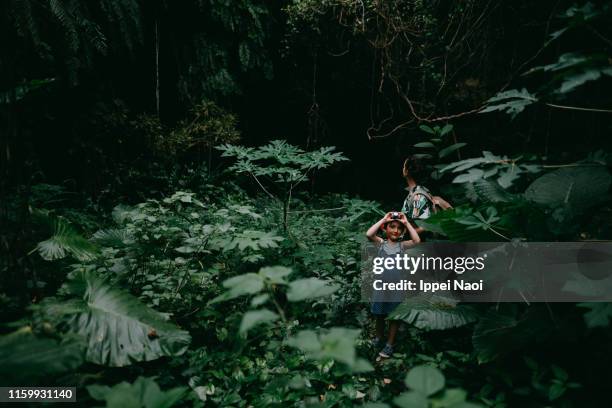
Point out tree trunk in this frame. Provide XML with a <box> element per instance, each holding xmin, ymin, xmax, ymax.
<box><xmin>155</xmin><ymin>18</ymin><xmax>160</xmax><ymax>117</ymax></box>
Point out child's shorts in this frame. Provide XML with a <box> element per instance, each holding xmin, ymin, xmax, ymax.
<box><xmin>371</xmin><ymin>301</ymin><xmax>400</xmax><ymax>316</ymax></box>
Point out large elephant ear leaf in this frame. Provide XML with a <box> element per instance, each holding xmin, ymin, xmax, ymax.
<box><xmin>524</xmin><ymin>165</ymin><xmax>611</xmax><ymax>209</ymax></box>
<box><xmin>0</xmin><ymin>326</ymin><xmax>85</xmax><ymax>384</ymax></box>
<box><xmin>389</xmin><ymin>294</ymin><xmax>478</xmax><ymax>331</ymax></box>
<box><xmin>58</xmin><ymin>272</ymin><xmax>191</xmax><ymax>367</ymax></box>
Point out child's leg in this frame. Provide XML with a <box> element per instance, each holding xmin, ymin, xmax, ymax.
<box><xmin>375</xmin><ymin>316</ymin><xmax>386</xmax><ymax>339</ymax></box>
<box><xmin>386</xmin><ymin>320</ymin><xmax>400</xmax><ymax>346</ymax></box>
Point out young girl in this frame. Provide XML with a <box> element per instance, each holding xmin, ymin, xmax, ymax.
<box><xmin>366</xmin><ymin>211</ymin><xmax>420</xmax><ymax>358</ymax></box>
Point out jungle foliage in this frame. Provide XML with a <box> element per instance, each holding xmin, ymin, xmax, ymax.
<box><xmin>1</xmin><ymin>0</ymin><xmax>612</xmax><ymax>407</ymax></box>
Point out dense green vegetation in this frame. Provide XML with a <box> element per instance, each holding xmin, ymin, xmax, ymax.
<box><xmin>2</xmin><ymin>1</ymin><xmax>612</xmax><ymax>407</ymax></box>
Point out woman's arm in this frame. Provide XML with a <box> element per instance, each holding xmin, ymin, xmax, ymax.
<box><xmin>366</xmin><ymin>213</ymin><xmax>393</xmax><ymax>243</ymax></box>
<box><xmin>433</xmin><ymin>195</ymin><xmax>453</xmax><ymax>210</ymax></box>
<box><xmin>407</xmin><ymin>218</ymin><xmax>425</xmax><ymax>235</ymax></box>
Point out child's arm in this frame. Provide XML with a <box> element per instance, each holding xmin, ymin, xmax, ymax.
<box><xmin>400</xmin><ymin>213</ymin><xmax>421</xmax><ymax>249</ymax></box>
<box><xmin>366</xmin><ymin>213</ymin><xmax>393</xmax><ymax>244</ymax></box>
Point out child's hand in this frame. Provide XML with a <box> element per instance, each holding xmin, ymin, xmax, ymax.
<box><xmin>383</xmin><ymin>212</ymin><xmax>398</xmax><ymax>222</ymax></box>
<box><xmin>398</xmin><ymin>212</ymin><xmax>410</xmax><ymax>229</ymax></box>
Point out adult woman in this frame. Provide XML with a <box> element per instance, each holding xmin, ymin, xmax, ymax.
<box><xmin>401</xmin><ymin>156</ymin><xmax>453</xmax><ymax>234</ymax></box>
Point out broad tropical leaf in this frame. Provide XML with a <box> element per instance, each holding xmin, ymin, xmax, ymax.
<box><xmin>47</xmin><ymin>271</ymin><xmax>191</xmax><ymax>367</ymax></box>
<box><xmin>524</xmin><ymin>165</ymin><xmax>611</xmax><ymax>209</ymax></box>
<box><xmin>389</xmin><ymin>294</ymin><xmax>478</xmax><ymax>331</ymax></box>
<box><xmin>0</xmin><ymin>326</ymin><xmax>85</xmax><ymax>384</ymax></box>
<box><xmin>404</xmin><ymin>365</ymin><xmax>445</xmax><ymax>396</ymax></box>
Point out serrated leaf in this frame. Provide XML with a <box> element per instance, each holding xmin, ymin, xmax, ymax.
<box><xmin>88</xmin><ymin>376</ymin><xmax>187</xmax><ymax>408</ymax></box>
<box><xmin>259</xmin><ymin>266</ymin><xmax>292</xmax><ymax>284</ymax></box>
<box><xmin>480</xmin><ymin>88</ymin><xmax>537</xmax><ymax>117</ymax></box>
<box><xmin>453</xmin><ymin>169</ymin><xmax>484</xmax><ymax>183</ymax></box>
<box><xmin>239</xmin><ymin>309</ymin><xmax>279</xmax><ymax>334</ymax></box>
<box><xmin>286</xmin><ymin>278</ymin><xmax>339</xmax><ymax>301</ymax></box>
<box><xmin>559</xmin><ymin>68</ymin><xmax>602</xmax><ymax>93</ymax></box>
<box><xmin>286</xmin><ymin>328</ymin><xmax>371</xmax><ymax>372</ymax></box>
<box><xmin>577</xmin><ymin>303</ymin><xmax>612</xmax><ymax>328</ymax></box>
<box><xmin>209</xmin><ymin>273</ymin><xmax>264</xmax><ymax>304</ymax></box>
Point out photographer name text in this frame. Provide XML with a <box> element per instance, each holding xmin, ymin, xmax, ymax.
<box><xmin>373</xmin><ymin>279</ymin><xmax>484</xmax><ymax>293</ymax></box>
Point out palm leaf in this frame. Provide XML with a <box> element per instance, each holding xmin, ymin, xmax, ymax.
<box><xmin>36</xmin><ymin>216</ymin><xmax>99</xmax><ymax>261</ymax></box>
<box><xmin>91</xmin><ymin>228</ymin><xmax>133</xmax><ymax>247</ymax></box>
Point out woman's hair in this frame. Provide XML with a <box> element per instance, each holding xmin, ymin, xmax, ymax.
<box><xmin>404</xmin><ymin>155</ymin><xmax>428</xmax><ymax>179</ymax></box>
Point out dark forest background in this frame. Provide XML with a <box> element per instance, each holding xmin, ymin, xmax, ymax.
<box><xmin>2</xmin><ymin>1</ymin><xmax>612</xmax><ymax>407</ymax></box>
<box><xmin>4</xmin><ymin>1</ymin><xmax>611</xmax><ymax>200</ymax></box>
